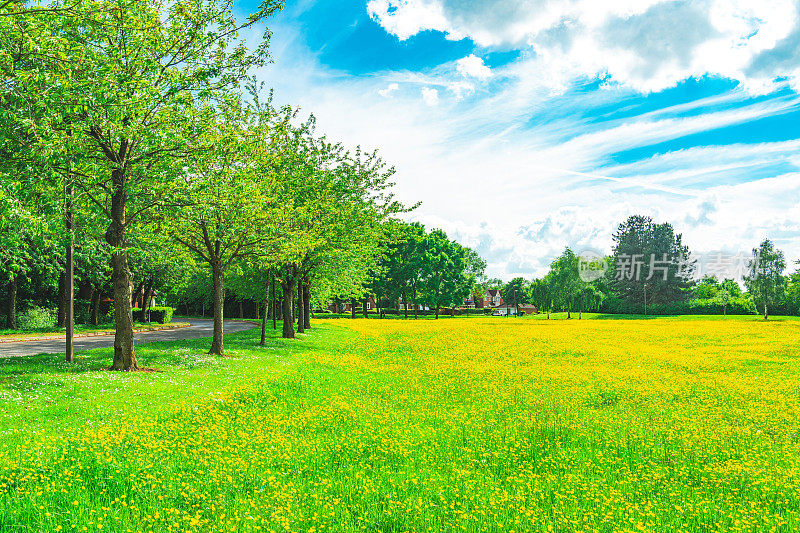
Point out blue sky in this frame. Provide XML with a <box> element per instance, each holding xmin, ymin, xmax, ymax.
<box><xmin>245</xmin><ymin>0</ymin><xmax>800</xmax><ymax>280</ymax></box>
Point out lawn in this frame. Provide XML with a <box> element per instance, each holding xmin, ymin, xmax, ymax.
<box><xmin>1</xmin><ymin>317</ymin><xmax>799</xmax><ymax>532</ymax></box>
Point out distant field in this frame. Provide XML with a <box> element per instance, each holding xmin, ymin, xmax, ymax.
<box><xmin>1</xmin><ymin>317</ymin><xmax>799</xmax><ymax>531</ymax></box>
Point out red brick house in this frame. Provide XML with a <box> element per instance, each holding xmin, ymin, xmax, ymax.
<box><xmin>329</xmin><ymin>297</ymin><xmax>377</xmax><ymax>313</ymax></box>
<box><xmin>397</xmin><ymin>298</ymin><xmax>430</xmax><ymax>311</ymax></box>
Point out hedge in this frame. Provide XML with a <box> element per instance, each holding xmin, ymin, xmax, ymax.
<box><xmin>132</xmin><ymin>306</ymin><xmax>175</xmax><ymax>324</ymax></box>
<box><xmin>316</xmin><ymin>308</ymin><xmax>492</xmax><ymax>319</ymax></box>
<box><xmin>600</xmin><ymin>297</ymin><xmax>757</xmax><ymax>316</ymax></box>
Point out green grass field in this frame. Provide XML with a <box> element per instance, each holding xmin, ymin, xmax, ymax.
<box><xmin>1</xmin><ymin>316</ymin><xmax>799</xmax><ymax>532</ymax></box>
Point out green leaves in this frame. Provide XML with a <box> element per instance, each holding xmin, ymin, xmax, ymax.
<box><xmin>744</xmin><ymin>239</ymin><xmax>787</xmax><ymax>316</ymax></box>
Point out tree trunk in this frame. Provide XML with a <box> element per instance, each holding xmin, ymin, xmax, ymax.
<box><xmin>108</xmin><ymin>251</ymin><xmax>137</xmax><ymax>370</ymax></box>
<box><xmin>351</xmin><ymin>298</ymin><xmax>357</xmax><ymax>319</ymax></box>
<box><xmin>65</xmin><ymin>155</ymin><xmax>75</xmax><ymax>361</ymax></box>
<box><xmin>141</xmin><ymin>279</ymin><xmax>154</xmax><ymax>322</ymax></box>
<box><xmin>260</xmin><ymin>288</ymin><xmax>268</xmax><ymax>346</ymax></box>
<box><xmin>363</xmin><ymin>297</ymin><xmax>369</xmax><ymax>318</ymax></box>
<box><xmin>296</xmin><ymin>279</ymin><xmax>305</xmax><ymax>334</ymax></box>
<box><xmin>239</xmin><ymin>300</ymin><xmax>244</xmax><ymax>319</ymax></box>
<box><xmin>271</xmin><ymin>274</ymin><xmax>277</xmax><ymax>330</ymax></box>
<box><xmin>764</xmin><ymin>303</ymin><xmax>768</xmax><ymax>320</ymax></box>
<box><xmin>65</xmin><ymin>210</ymin><xmax>74</xmax><ymax>362</ymax></box>
<box><xmin>131</xmin><ymin>280</ymin><xmax>144</xmax><ymax>309</ymax></box>
<box><xmin>413</xmin><ymin>287</ymin><xmax>418</xmax><ymax>319</ymax></box>
<box><xmin>90</xmin><ymin>286</ymin><xmax>101</xmax><ymax>326</ymax></box>
<box><xmin>57</xmin><ymin>273</ymin><xmax>67</xmax><ymax>328</ymax></box>
<box><xmin>303</xmin><ymin>281</ymin><xmax>311</xmax><ymax>330</ymax></box>
<box><xmin>209</xmin><ymin>263</ymin><xmax>225</xmax><ymax>355</ymax></box>
<box><xmin>403</xmin><ymin>289</ymin><xmax>408</xmax><ymax>319</ymax></box>
<box><xmin>6</xmin><ymin>277</ymin><xmax>17</xmax><ymax>330</ymax></box>
<box><xmin>435</xmin><ymin>305</ymin><xmax>440</xmax><ymax>319</ymax></box>
<box><xmin>281</xmin><ymin>279</ymin><xmax>295</xmax><ymax>339</ymax></box>
<box><xmin>105</xmin><ymin>172</ymin><xmax>138</xmax><ymax>371</ymax></box>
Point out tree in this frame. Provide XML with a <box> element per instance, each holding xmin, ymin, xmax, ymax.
<box><xmin>377</xmin><ymin>220</ymin><xmax>425</xmax><ymax>318</ymax></box>
<box><xmin>608</xmin><ymin>215</ymin><xmax>694</xmax><ymax>308</ymax></box>
<box><xmin>418</xmin><ymin>229</ymin><xmax>474</xmax><ymax>318</ymax></box>
<box><xmin>578</xmin><ymin>285</ymin><xmax>603</xmax><ymax>319</ymax></box>
<box><xmin>528</xmin><ymin>277</ymin><xmax>551</xmax><ymax>317</ymax></box>
<box><xmin>720</xmin><ymin>278</ymin><xmax>742</xmax><ymax>298</ymax></box>
<box><xmin>787</xmin><ymin>263</ymin><xmax>800</xmax><ymax>316</ymax></box>
<box><xmin>719</xmin><ymin>285</ymin><xmax>730</xmax><ymax>317</ymax></box>
<box><xmin>270</xmin><ymin>115</ymin><xmax>406</xmax><ymax>336</ymax></box>
<box><xmin>10</xmin><ymin>0</ymin><xmax>282</xmax><ymax>369</ymax></box>
<box><xmin>744</xmin><ymin>239</ymin><xmax>786</xmax><ymax>320</ymax></box>
<box><xmin>694</xmin><ymin>275</ymin><xmax>720</xmax><ymax>299</ymax></box>
<box><xmin>502</xmin><ymin>277</ymin><xmax>528</xmax><ymax>315</ymax></box>
<box><xmin>167</xmin><ymin>96</ymin><xmax>282</xmax><ymax>355</ymax></box>
<box><xmin>549</xmin><ymin>248</ymin><xmax>583</xmax><ymax>318</ymax></box>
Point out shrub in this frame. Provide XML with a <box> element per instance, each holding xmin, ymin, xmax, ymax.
<box><xmin>17</xmin><ymin>306</ymin><xmax>57</xmax><ymax>330</ymax></box>
<box><xmin>151</xmin><ymin>307</ymin><xmax>174</xmax><ymax>324</ymax></box>
<box><xmin>132</xmin><ymin>307</ymin><xmax>175</xmax><ymax>324</ymax></box>
<box><xmin>74</xmin><ymin>299</ymin><xmax>91</xmax><ymax>325</ymax></box>
<box><xmin>104</xmin><ymin>301</ymin><xmax>115</xmax><ymax>323</ymax></box>
<box><xmin>600</xmin><ymin>297</ymin><xmax>757</xmax><ymax>315</ymax></box>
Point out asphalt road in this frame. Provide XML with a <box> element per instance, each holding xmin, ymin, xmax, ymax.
<box><xmin>0</xmin><ymin>319</ymin><xmax>258</xmax><ymax>358</ymax></box>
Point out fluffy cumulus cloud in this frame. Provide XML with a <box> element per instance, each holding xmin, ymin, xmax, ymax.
<box><xmin>367</xmin><ymin>0</ymin><xmax>800</xmax><ymax>93</ymax></box>
<box><xmin>378</xmin><ymin>82</ymin><xmax>400</xmax><ymax>97</ymax></box>
<box><xmin>456</xmin><ymin>54</ymin><xmax>491</xmax><ymax>79</ymax></box>
<box><xmin>421</xmin><ymin>86</ymin><xmax>440</xmax><ymax>105</ymax></box>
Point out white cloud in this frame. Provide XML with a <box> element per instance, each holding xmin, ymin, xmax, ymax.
<box><xmin>456</xmin><ymin>54</ymin><xmax>492</xmax><ymax>79</ymax></box>
<box><xmin>251</xmin><ymin>11</ymin><xmax>800</xmax><ymax>280</ymax></box>
<box><xmin>368</xmin><ymin>0</ymin><xmax>800</xmax><ymax>93</ymax></box>
<box><xmin>421</xmin><ymin>86</ymin><xmax>440</xmax><ymax>106</ymax></box>
<box><xmin>365</xmin><ymin>0</ymin><xmax>453</xmax><ymax>41</ymax></box>
<box><xmin>447</xmin><ymin>81</ymin><xmax>474</xmax><ymax>98</ymax></box>
<box><xmin>378</xmin><ymin>82</ymin><xmax>400</xmax><ymax>97</ymax></box>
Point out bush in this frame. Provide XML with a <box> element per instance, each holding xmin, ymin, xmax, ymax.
<box><xmin>132</xmin><ymin>307</ymin><xmax>175</xmax><ymax>324</ymax></box>
<box><xmin>74</xmin><ymin>298</ymin><xmax>91</xmax><ymax>325</ymax></box>
<box><xmin>600</xmin><ymin>297</ymin><xmax>757</xmax><ymax>315</ymax></box>
<box><xmin>17</xmin><ymin>306</ymin><xmax>57</xmax><ymax>330</ymax></box>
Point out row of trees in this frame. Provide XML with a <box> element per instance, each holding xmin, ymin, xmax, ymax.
<box><xmin>0</xmin><ymin>0</ymin><xmax>416</xmax><ymax>369</ymax></box>
<box><xmin>367</xmin><ymin>221</ymin><xmax>484</xmax><ymax>318</ymax></box>
<box><xmin>494</xmin><ymin>215</ymin><xmax>799</xmax><ymax>320</ymax></box>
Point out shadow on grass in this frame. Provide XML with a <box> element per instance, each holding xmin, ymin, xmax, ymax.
<box><xmin>0</xmin><ymin>320</ymin><xmax>339</xmax><ymax>378</ymax></box>
<box><xmin>0</xmin><ymin>328</ymin><xmax>244</xmax><ymax>376</ymax></box>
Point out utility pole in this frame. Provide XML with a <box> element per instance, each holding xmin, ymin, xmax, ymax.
<box><xmin>643</xmin><ymin>283</ymin><xmax>647</xmax><ymax>318</ymax></box>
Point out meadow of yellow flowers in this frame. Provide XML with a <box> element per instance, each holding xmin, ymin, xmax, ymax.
<box><xmin>1</xmin><ymin>316</ymin><xmax>799</xmax><ymax>532</ymax></box>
